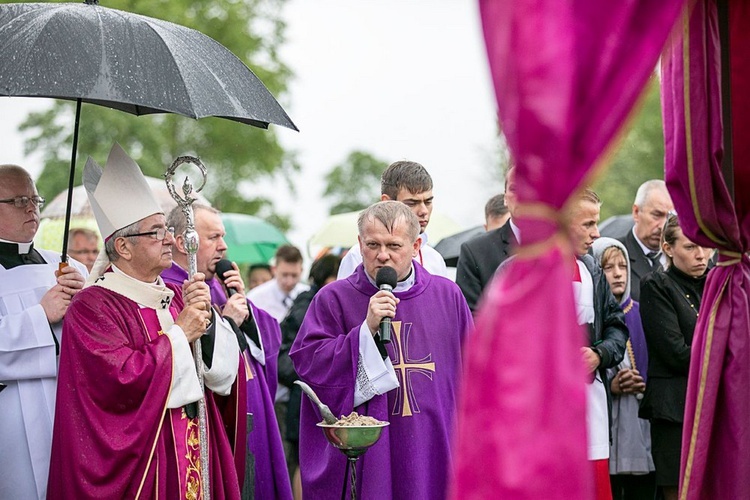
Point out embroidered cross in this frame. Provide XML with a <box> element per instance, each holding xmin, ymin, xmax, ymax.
<box><xmin>95</xmin><ymin>275</ymin><xmax>106</xmax><ymax>283</ymax></box>
<box><xmin>160</xmin><ymin>296</ymin><xmax>171</xmax><ymax>309</ymax></box>
<box><xmin>389</xmin><ymin>321</ymin><xmax>435</xmax><ymax>417</ymax></box>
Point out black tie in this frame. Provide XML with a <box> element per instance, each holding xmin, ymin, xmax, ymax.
<box><xmin>647</xmin><ymin>251</ymin><xmax>662</xmax><ymax>269</ymax></box>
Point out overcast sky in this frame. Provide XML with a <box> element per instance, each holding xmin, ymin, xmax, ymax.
<box><xmin>1</xmin><ymin>0</ymin><xmax>501</xmax><ymax>256</ymax></box>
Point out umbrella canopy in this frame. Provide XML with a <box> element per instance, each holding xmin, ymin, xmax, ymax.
<box><xmin>308</xmin><ymin>209</ymin><xmax>463</xmax><ymax>249</ymax></box>
<box><xmin>0</xmin><ymin>1</ymin><xmax>297</xmax><ymax>260</ymax></box>
<box><xmin>0</xmin><ymin>2</ymin><xmax>297</xmax><ymax>130</ymax></box>
<box><xmin>598</xmin><ymin>214</ymin><xmax>634</xmax><ymax>238</ymax></box>
<box><xmin>434</xmin><ymin>225</ymin><xmax>485</xmax><ymax>267</ymax></box>
<box><xmin>221</xmin><ymin>212</ymin><xmax>289</xmax><ymax>265</ymax></box>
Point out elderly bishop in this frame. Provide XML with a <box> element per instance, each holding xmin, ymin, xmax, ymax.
<box><xmin>47</xmin><ymin>144</ymin><xmax>241</xmax><ymax>499</ymax></box>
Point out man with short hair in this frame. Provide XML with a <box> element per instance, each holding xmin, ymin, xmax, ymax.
<box><xmin>565</xmin><ymin>188</ymin><xmax>628</xmax><ymax>500</ymax></box>
<box><xmin>247</xmin><ymin>263</ymin><xmax>273</xmax><ymax>290</ymax></box>
<box><xmin>67</xmin><ymin>227</ymin><xmax>99</xmax><ymax>271</ymax></box>
<box><xmin>484</xmin><ymin>193</ymin><xmax>510</xmax><ymax>231</ymax></box>
<box><xmin>618</xmin><ymin>180</ymin><xmax>674</xmax><ymax>301</ymax></box>
<box><xmin>0</xmin><ymin>165</ymin><xmax>86</xmax><ymax>500</ymax></box>
<box><xmin>163</xmin><ymin>204</ymin><xmax>292</xmax><ymax>500</ymax></box>
<box><xmin>337</xmin><ymin>160</ymin><xmax>448</xmax><ymax>278</ymax></box>
<box><xmin>456</xmin><ymin>167</ymin><xmax>519</xmax><ymax>311</ymax></box>
<box><xmin>247</xmin><ymin>244</ymin><xmax>308</xmax><ymax>323</ymax></box>
<box><xmin>291</xmin><ymin>201</ymin><xmax>473</xmax><ymax>499</ymax></box>
<box><xmin>48</xmin><ymin>144</ymin><xmax>241</xmax><ymax>498</ymax></box>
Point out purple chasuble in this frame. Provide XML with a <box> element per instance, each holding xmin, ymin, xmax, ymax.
<box><xmin>162</xmin><ymin>264</ymin><xmax>292</xmax><ymax>500</ymax></box>
<box><xmin>290</xmin><ymin>264</ymin><xmax>473</xmax><ymax>500</ymax></box>
<box><xmin>48</xmin><ymin>283</ymin><xmax>240</xmax><ymax>499</ymax></box>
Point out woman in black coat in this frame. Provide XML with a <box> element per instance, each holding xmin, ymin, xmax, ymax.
<box><xmin>638</xmin><ymin>213</ymin><xmax>710</xmax><ymax>500</ymax></box>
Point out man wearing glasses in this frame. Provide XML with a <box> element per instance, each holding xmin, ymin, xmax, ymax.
<box><xmin>47</xmin><ymin>144</ymin><xmax>242</xmax><ymax>498</ymax></box>
<box><xmin>0</xmin><ymin>164</ymin><xmax>86</xmax><ymax>500</ymax></box>
<box><xmin>67</xmin><ymin>227</ymin><xmax>100</xmax><ymax>272</ymax></box>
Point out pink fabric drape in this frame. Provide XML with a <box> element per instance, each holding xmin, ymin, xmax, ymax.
<box><xmin>660</xmin><ymin>2</ymin><xmax>750</xmax><ymax>498</ymax></box>
<box><xmin>452</xmin><ymin>2</ymin><xmax>684</xmax><ymax>498</ymax></box>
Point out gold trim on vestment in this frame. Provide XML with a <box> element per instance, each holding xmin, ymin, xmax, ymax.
<box><xmin>680</xmin><ymin>272</ymin><xmax>731</xmax><ymax>499</ymax></box>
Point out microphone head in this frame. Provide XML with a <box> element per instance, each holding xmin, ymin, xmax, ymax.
<box><xmin>375</xmin><ymin>266</ymin><xmax>398</xmax><ymax>289</ymax></box>
<box><xmin>215</xmin><ymin>259</ymin><xmax>234</xmax><ymax>282</ymax></box>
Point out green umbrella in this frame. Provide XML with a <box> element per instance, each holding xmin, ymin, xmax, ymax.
<box><xmin>221</xmin><ymin>213</ymin><xmax>289</xmax><ymax>265</ymax></box>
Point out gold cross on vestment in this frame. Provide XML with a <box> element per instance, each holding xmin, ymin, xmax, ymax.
<box><xmin>390</xmin><ymin>321</ymin><xmax>436</xmax><ymax>417</ymax></box>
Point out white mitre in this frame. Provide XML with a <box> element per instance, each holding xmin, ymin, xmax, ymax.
<box><xmin>84</xmin><ymin>143</ymin><xmax>163</xmax><ymax>284</ymax></box>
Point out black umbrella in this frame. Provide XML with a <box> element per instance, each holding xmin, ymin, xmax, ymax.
<box><xmin>0</xmin><ymin>0</ymin><xmax>298</xmax><ymax>260</ymax></box>
<box><xmin>598</xmin><ymin>214</ymin><xmax>634</xmax><ymax>238</ymax></box>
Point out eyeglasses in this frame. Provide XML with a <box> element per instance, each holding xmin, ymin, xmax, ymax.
<box><xmin>129</xmin><ymin>227</ymin><xmax>175</xmax><ymax>241</ymax></box>
<box><xmin>69</xmin><ymin>249</ymin><xmax>100</xmax><ymax>256</ymax></box>
<box><xmin>0</xmin><ymin>196</ymin><xmax>46</xmax><ymax>209</ymax></box>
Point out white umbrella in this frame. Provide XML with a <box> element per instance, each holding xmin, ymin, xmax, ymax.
<box><xmin>308</xmin><ymin>209</ymin><xmax>463</xmax><ymax>249</ymax></box>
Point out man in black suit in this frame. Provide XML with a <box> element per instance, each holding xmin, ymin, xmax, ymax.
<box><xmin>456</xmin><ymin>167</ymin><xmax>519</xmax><ymax>312</ymax></box>
<box><xmin>617</xmin><ymin>180</ymin><xmax>673</xmax><ymax>301</ymax></box>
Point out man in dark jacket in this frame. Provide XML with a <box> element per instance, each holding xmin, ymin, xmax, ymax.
<box><xmin>566</xmin><ymin>188</ymin><xmax>628</xmax><ymax>500</ymax></box>
<box><xmin>617</xmin><ymin>180</ymin><xmax>673</xmax><ymax>301</ymax></box>
<box><xmin>456</xmin><ymin>167</ymin><xmax>519</xmax><ymax>311</ymax></box>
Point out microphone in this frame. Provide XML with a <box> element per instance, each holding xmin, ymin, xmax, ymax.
<box><xmin>216</xmin><ymin>258</ymin><xmax>259</xmax><ymax>350</ymax></box>
<box><xmin>215</xmin><ymin>259</ymin><xmax>237</xmax><ymax>296</ymax></box>
<box><xmin>375</xmin><ymin>266</ymin><xmax>398</xmax><ymax>344</ymax></box>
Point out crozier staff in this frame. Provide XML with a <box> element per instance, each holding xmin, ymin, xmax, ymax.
<box><xmin>47</xmin><ymin>144</ymin><xmax>241</xmax><ymax>499</ymax></box>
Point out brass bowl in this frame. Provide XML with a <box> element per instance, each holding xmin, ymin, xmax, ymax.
<box><xmin>316</xmin><ymin>422</ymin><xmax>390</xmax><ymax>458</ymax></box>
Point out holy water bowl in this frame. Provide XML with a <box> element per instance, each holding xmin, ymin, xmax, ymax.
<box><xmin>316</xmin><ymin>422</ymin><xmax>390</xmax><ymax>459</ymax></box>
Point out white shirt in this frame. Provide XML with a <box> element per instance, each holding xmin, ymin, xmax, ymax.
<box><xmin>246</xmin><ymin>278</ymin><xmax>309</xmax><ymax>323</ymax></box>
<box><xmin>0</xmin><ymin>249</ymin><xmax>87</xmax><ymax>500</ymax></box>
<box><xmin>574</xmin><ymin>260</ymin><xmax>609</xmax><ymax>461</ymax></box>
<box><xmin>631</xmin><ymin>226</ymin><xmax>667</xmax><ymax>268</ymax></box>
<box><xmin>337</xmin><ymin>233</ymin><xmax>448</xmax><ymax>280</ymax></box>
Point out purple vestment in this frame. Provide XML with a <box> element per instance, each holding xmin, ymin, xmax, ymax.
<box><xmin>48</xmin><ymin>283</ymin><xmax>240</xmax><ymax>499</ymax></box>
<box><xmin>290</xmin><ymin>264</ymin><xmax>473</xmax><ymax>499</ymax></box>
<box><xmin>162</xmin><ymin>264</ymin><xmax>292</xmax><ymax>500</ymax></box>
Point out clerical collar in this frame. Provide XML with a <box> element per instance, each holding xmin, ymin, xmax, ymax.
<box><xmin>0</xmin><ymin>238</ymin><xmax>34</xmax><ymax>254</ymax></box>
<box><xmin>366</xmin><ymin>265</ymin><xmax>416</xmax><ymax>292</ymax></box>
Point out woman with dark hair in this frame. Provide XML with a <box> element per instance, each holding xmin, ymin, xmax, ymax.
<box><xmin>638</xmin><ymin>213</ymin><xmax>710</xmax><ymax>500</ymax></box>
<box><xmin>277</xmin><ymin>253</ymin><xmax>341</xmax><ymax>500</ymax></box>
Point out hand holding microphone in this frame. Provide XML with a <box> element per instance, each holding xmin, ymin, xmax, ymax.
<box><xmin>366</xmin><ymin>266</ymin><xmax>399</xmax><ymax>343</ymax></box>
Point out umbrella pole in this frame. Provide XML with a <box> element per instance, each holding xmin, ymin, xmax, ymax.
<box><xmin>59</xmin><ymin>98</ymin><xmax>82</xmax><ymax>264</ymax></box>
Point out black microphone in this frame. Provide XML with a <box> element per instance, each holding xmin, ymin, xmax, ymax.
<box><xmin>375</xmin><ymin>266</ymin><xmax>398</xmax><ymax>344</ymax></box>
<box><xmin>215</xmin><ymin>259</ymin><xmax>237</xmax><ymax>296</ymax></box>
<box><xmin>215</xmin><ymin>258</ymin><xmax>257</xmax><ymax>350</ymax></box>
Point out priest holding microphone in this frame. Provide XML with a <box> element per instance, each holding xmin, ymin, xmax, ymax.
<box><xmin>162</xmin><ymin>203</ymin><xmax>292</xmax><ymax>500</ymax></box>
<box><xmin>291</xmin><ymin>201</ymin><xmax>473</xmax><ymax>499</ymax></box>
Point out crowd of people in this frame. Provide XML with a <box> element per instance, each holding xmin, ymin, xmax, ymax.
<box><xmin>1</xmin><ymin>143</ymin><xmax>713</xmax><ymax>499</ymax></box>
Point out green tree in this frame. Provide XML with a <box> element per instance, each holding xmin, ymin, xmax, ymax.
<box><xmin>593</xmin><ymin>76</ymin><xmax>665</xmax><ymax>220</ymax></box>
<box><xmin>14</xmin><ymin>0</ymin><xmax>297</xmax><ymax>230</ymax></box>
<box><xmin>323</xmin><ymin>151</ymin><xmax>389</xmax><ymax>215</ymax></box>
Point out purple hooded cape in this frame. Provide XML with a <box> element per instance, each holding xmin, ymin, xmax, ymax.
<box><xmin>290</xmin><ymin>264</ymin><xmax>473</xmax><ymax>499</ymax></box>
<box><xmin>48</xmin><ymin>283</ymin><xmax>240</xmax><ymax>499</ymax></box>
<box><xmin>162</xmin><ymin>264</ymin><xmax>292</xmax><ymax>500</ymax></box>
